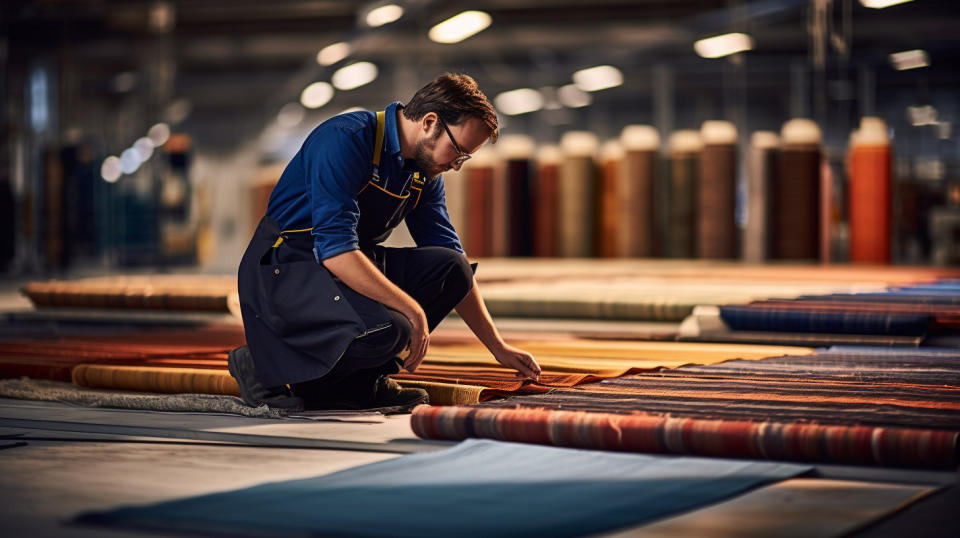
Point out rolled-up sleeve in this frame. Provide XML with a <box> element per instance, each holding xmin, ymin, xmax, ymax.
<box><xmin>405</xmin><ymin>175</ymin><xmax>465</xmax><ymax>254</ymax></box>
<box><xmin>303</xmin><ymin>125</ymin><xmax>371</xmax><ymax>261</ymax></box>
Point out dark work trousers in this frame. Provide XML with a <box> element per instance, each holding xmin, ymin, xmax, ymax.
<box><xmin>289</xmin><ymin>244</ymin><xmax>475</xmax><ymax>395</ymax></box>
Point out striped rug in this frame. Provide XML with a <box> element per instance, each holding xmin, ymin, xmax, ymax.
<box><xmin>412</xmin><ymin>346</ymin><xmax>960</xmax><ymax>467</ymax></box>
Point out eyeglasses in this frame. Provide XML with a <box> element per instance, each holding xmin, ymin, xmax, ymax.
<box><xmin>438</xmin><ymin>118</ymin><xmax>471</xmax><ymax>167</ymax></box>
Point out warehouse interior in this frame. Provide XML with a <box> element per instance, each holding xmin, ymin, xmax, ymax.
<box><xmin>2</xmin><ymin>1</ymin><xmax>960</xmax><ymax>537</ymax></box>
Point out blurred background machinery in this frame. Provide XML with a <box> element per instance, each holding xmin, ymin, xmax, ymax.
<box><xmin>2</xmin><ymin>0</ymin><xmax>959</xmax><ymax>276</ymax></box>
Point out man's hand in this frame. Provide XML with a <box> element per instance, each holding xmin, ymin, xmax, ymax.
<box><xmin>402</xmin><ymin>306</ymin><xmax>430</xmax><ymax>373</ymax></box>
<box><xmin>492</xmin><ymin>343</ymin><xmax>541</xmax><ymax>381</ymax></box>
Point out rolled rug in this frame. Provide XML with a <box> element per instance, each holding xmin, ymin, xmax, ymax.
<box><xmin>464</xmin><ymin>147</ymin><xmax>496</xmax><ymax>258</ymax></box>
<box><xmin>849</xmin><ymin>116</ymin><xmax>892</xmax><ymax>264</ymax></box>
<box><xmin>558</xmin><ymin>131</ymin><xmax>599</xmax><ymax>258</ymax></box>
<box><xmin>665</xmin><ymin>130</ymin><xmax>703</xmax><ymax>258</ymax></box>
<box><xmin>598</xmin><ymin>140</ymin><xmax>625</xmax><ymax>258</ymax></box>
<box><xmin>698</xmin><ymin>120</ymin><xmax>739</xmax><ymax>259</ymax></box>
<box><xmin>773</xmin><ymin>119</ymin><xmax>822</xmax><ymax>260</ymax></box>
<box><xmin>744</xmin><ymin>131</ymin><xmax>780</xmax><ymax>262</ymax></box>
<box><xmin>618</xmin><ymin>125</ymin><xmax>660</xmax><ymax>257</ymax></box>
<box><xmin>499</xmin><ymin>135</ymin><xmax>536</xmax><ymax>257</ymax></box>
<box><xmin>533</xmin><ymin>145</ymin><xmax>562</xmax><ymax>257</ymax></box>
<box><xmin>440</xmin><ymin>167</ymin><xmax>468</xmax><ymax>251</ymax></box>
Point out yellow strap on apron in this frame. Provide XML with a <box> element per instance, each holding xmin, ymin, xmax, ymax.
<box><xmin>373</xmin><ymin>110</ymin><xmax>385</xmax><ymax>167</ymax></box>
<box><xmin>274</xmin><ymin>110</ymin><xmax>386</xmax><ymax>247</ymax></box>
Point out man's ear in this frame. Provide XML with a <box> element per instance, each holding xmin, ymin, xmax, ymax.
<box><xmin>421</xmin><ymin>112</ymin><xmax>439</xmax><ymax>135</ymax></box>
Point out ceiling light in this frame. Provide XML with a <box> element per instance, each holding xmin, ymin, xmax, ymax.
<box><xmin>860</xmin><ymin>0</ymin><xmax>913</xmax><ymax>8</ymax></box>
<box><xmin>557</xmin><ymin>84</ymin><xmax>592</xmax><ymax>108</ymax></box>
<box><xmin>572</xmin><ymin>65</ymin><xmax>623</xmax><ymax>92</ymax></box>
<box><xmin>694</xmin><ymin>33</ymin><xmax>754</xmax><ymax>58</ymax></box>
<box><xmin>428</xmin><ymin>11</ymin><xmax>491</xmax><ymax>44</ymax></box>
<box><xmin>120</xmin><ymin>148</ymin><xmax>143</xmax><ymax>174</ymax></box>
<box><xmin>332</xmin><ymin>62</ymin><xmax>378</xmax><ymax>90</ymax></box>
<box><xmin>366</xmin><ymin>4</ymin><xmax>403</xmax><ymax>27</ymax></box>
<box><xmin>276</xmin><ymin>102</ymin><xmax>305</xmax><ymax>128</ymax></box>
<box><xmin>147</xmin><ymin>123</ymin><xmax>170</xmax><ymax>146</ymax></box>
<box><xmin>890</xmin><ymin>49</ymin><xmax>929</xmax><ymax>71</ymax></box>
<box><xmin>908</xmin><ymin>105</ymin><xmax>938</xmax><ymax>126</ymax></box>
<box><xmin>100</xmin><ymin>156</ymin><xmax>122</xmax><ymax>183</ymax></box>
<box><xmin>317</xmin><ymin>42</ymin><xmax>351</xmax><ymax>66</ymax></box>
<box><xmin>133</xmin><ymin>137</ymin><xmax>155</xmax><ymax>161</ymax></box>
<box><xmin>494</xmin><ymin>88</ymin><xmax>544</xmax><ymax>116</ymax></box>
<box><xmin>300</xmin><ymin>82</ymin><xmax>334</xmax><ymax>109</ymax></box>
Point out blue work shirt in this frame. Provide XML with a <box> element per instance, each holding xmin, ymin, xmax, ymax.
<box><xmin>267</xmin><ymin>101</ymin><xmax>464</xmax><ymax>262</ymax></box>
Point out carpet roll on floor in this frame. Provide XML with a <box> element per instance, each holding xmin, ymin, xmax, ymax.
<box><xmin>773</xmin><ymin>119</ymin><xmax>822</xmax><ymax>260</ymax></box>
<box><xmin>665</xmin><ymin>130</ymin><xmax>702</xmax><ymax>258</ymax></box>
<box><xmin>411</xmin><ymin>406</ymin><xmax>958</xmax><ymax>468</ymax></box>
<box><xmin>744</xmin><ymin>131</ymin><xmax>779</xmax><ymax>262</ymax></box>
<box><xmin>558</xmin><ymin>131</ymin><xmax>599</xmax><ymax>257</ymax></box>
<box><xmin>599</xmin><ymin>140</ymin><xmax>624</xmax><ymax>258</ymax></box>
<box><xmin>849</xmin><ymin>116</ymin><xmax>892</xmax><ymax>264</ymax></box>
<box><xmin>698</xmin><ymin>121</ymin><xmax>739</xmax><ymax>259</ymax></box>
<box><xmin>533</xmin><ymin>145</ymin><xmax>562</xmax><ymax>257</ymax></box>
<box><xmin>618</xmin><ymin>125</ymin><xmax>660</xmax><ymax>257</ymax></box>
<box><xmin>72</xmin><ymin>364</ymin><xmax>241</xmax><ymax>396</ymax></box>
<box><xmin>21</xmin><ymin>275</ymin><xmax>237</xmax><ymax>311</ymax></box>
<box><xmin>500</xmin><ymin>135</ymin><xmax>535</xmax><ymax>257</ymax></box>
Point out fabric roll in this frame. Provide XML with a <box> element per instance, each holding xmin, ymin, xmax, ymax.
<box><xmin>849</xmin><ymin>117</ymin><xmax>893</xmax><ymax>264</ymax></box>
<box><xmin>773</xmin><ymin>119</ymin><xmax>822</xmax><ymax>260</ymax></box>
<box><xmin>665</xmin><ymin>131</ymin><xmax>703</xmax><ymax>258</ymax></box>
<box><xmin>499</xmin><ymin>135</ymin><xmax>535</xmax><ymax>257</ymax></box>
<box><xmin>464</xmin><ymin>149</ymin><xmax>495</xmax><ymax>258</ymax></box>
<box><xmin>21</xmin><ymin>275</ymin><xmax>238</xmax><ymax>311</ymax></box>
<box><xmin>411</xmin><ymin>406</ymin><xmax>958</xmax><ymax>468</ymax></box>
<box><xmin>558</xmin><ymin>132</ymin><xmax>599</xmax><ymax>257</ymax></box>
<box><xmin>618</xmin><ymin>125</ymin><xmax>660</xmax><ymax>257</ymax></box>
<box><xmin>598</xmin><ymin>141</ymin><xmax>625</xmax><ymax>258</ymax></box>
<box><xmin>533</xmin><ymin>145</ymin><xmax>562</xmax><ymax>257</ymax></box>
<box><xmin>71</xmin><ymin>364</ymin><xmax>241</xmax><ymax>396</ymax></box>
<box><xmin>744</xmin><ymin>131</ymin><xmax>779</xmax><ymax>262</ymax></box>
<box><xmin>697</xmin><ymin>121</ymin><xmax>739</xmax><ymax>259</ymax></box>
<box><xmin>487</xmin><ymin>148</ymin><xmax>509</xmax><ymax>257</ymax></box>
<box><xmin>440</xmin><ymin>168</ymin><xmax>467</xmax><ymax>250</ymax></box>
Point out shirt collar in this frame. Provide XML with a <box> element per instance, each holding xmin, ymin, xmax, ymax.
<box><xmin>383</xmin><ymin>101</ymin><xmax>403</xmax><ymax>161</ymax></box>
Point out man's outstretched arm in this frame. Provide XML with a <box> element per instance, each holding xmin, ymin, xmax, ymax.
<box><xmin>455</xmin><ymin>277</ymin><xmax>541</xmax><ymax>380</ymax></box>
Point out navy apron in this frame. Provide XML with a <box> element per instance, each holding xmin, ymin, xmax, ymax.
<box><xmin>238</xmin><ymin>110</ymin><xmax>428</xmax><ymax>388</ymax></box>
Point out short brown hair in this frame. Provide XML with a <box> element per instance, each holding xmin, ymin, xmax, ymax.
<box><xmin>402</xmin><ymin>74</ymin><xmax>499</xmax><ymax>143</ymax></box>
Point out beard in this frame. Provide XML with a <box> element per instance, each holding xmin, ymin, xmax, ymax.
<box><xmin>413</xmin><ymin>130</ymin><xmax>445</xmax><ymax>181</ymax></box>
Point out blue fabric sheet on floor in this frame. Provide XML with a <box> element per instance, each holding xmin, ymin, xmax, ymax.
<box><xmin>75</xmin><ymin>439</ymin><xmax>810</xmax><ymax>538</ymax></box>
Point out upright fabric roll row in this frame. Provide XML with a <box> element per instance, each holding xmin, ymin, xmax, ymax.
<box><xmin>698</xmin><ymin>121</ymin><xmax>739</xmax><ymax>259</ymax></box>
<box><xmin>848</xmin><ymin>117</ymin><xmax>892</xmax><ymax>264</ymax></box>
<box><xmin>773</xmin><ymin>119</ymin><xmax>822</xmax><ymax>260</ymax></box>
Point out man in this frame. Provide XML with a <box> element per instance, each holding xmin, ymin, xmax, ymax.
<box><xmin>229</xmin><ymin>74</ymin><xmax>541</xmax><ymax>413</ymax></box>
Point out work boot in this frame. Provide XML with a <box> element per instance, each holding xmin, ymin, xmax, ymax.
<box><xmin>293</xmin><ymin>358</ymin><xmax>428</xmax><ymax>414</ymax></box>
<box><xmin>227</xmin><ymin>346</ymin><xmax>304</xmax><ymax>411</ymax></box>
<box><xmin>369</xmin><ymin>374</ymin><xmax>430</xmax><ymax>414</ymax></box>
